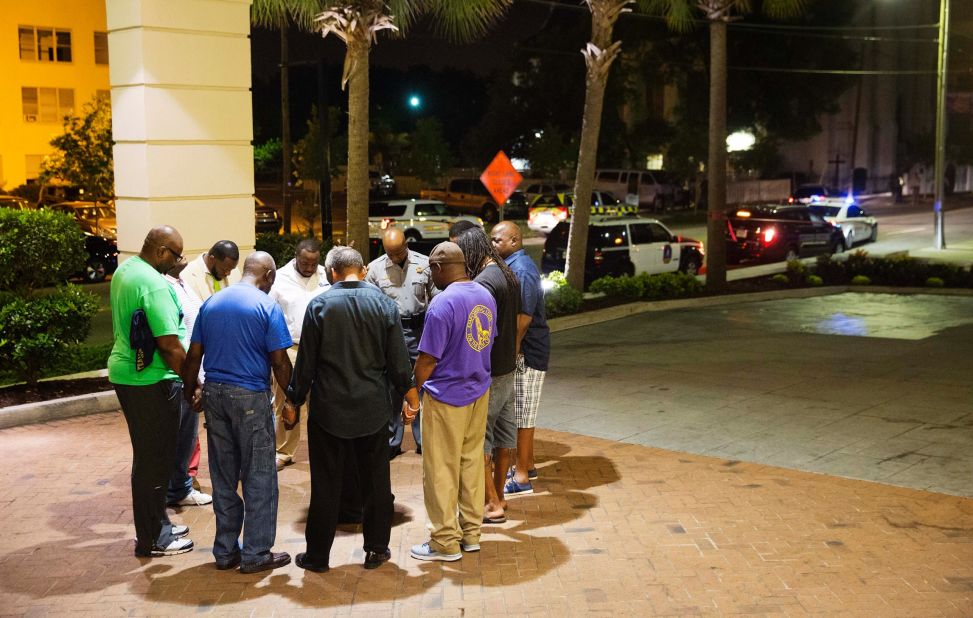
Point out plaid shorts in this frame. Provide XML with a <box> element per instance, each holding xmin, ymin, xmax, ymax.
<box><xmin>514</xmin><ymin>355</ymin><xmax>546</xmax><ymax>429</ymax></box>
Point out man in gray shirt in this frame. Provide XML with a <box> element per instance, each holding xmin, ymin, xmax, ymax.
<box><xmin>365</xmin><ymin>227</ymin><xmax>437</xmax><ymax>457</ymax></box>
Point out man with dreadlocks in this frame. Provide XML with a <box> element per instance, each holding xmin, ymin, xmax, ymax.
<box><xmin>454</xmin><ymin>227</ymin><xmax>521</xmax><ymax>524</ymax></box>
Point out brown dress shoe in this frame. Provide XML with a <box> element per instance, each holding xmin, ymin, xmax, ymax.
<box><xmin>239</xmin><ymin>551</ymin><xmax>291</xmax><ymax>574</ymax></box>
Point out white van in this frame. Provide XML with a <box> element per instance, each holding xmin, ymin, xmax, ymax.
<box><xmin>593</xmin><ymin>169</ymin><xmax>676</xmax><ymax>211</ymax></box>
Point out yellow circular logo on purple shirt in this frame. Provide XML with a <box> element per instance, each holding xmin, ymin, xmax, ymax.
<box><xmin>465</xmin><ymin>304</ymin><xmax>494</xmax><ymax>351</ymax></box>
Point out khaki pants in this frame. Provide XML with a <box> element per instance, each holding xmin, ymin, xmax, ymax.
<box><xmin>420</xmin><ymin>389</ymin><xmax>489</xmax><ymax>555</ymax></box>
<box><xmin>274</xmin><ymin>345</ymin><xmax>301</xmax><ymax>462</ymax></box>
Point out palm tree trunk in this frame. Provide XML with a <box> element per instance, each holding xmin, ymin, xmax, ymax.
<box><xmin>345</xmin><ymin>36</ymin><xmax>370</xmax><ymax>252</ymax></box>
<box><xmin>564</xmin><ymin>1</ymin><xmax>625</xmax><ymax>292</ymax></box>
<box><xmin>705</xmin><ymin>17</ymin><xmax>728</xmax><ymax>292</ymax></box>
<box><xmin>280</xmin><ymin>24</ymin><xmax>292</xmax><ymax>234</ymax></box>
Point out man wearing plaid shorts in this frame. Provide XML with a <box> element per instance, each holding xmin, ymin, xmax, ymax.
<box><xmin>491</xmin><ymin>222</ymin><xmax>550</xmax><ymax>496</ymax></box>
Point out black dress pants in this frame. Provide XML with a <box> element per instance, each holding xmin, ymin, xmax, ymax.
<box><xmin>305</xmin><ymin>421</ymin><xmax>393</xmax><ymax>566</ymax></box>
<box><xmin>115</xmin><ymin>380</ymin><xmax>181</xmax><ymax>554</ymax></box>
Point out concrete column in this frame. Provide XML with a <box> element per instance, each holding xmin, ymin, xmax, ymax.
<box><xmin>106</xmin><ymin>0</ymin><xmax>254</xmax><ymax>259</ymax></box>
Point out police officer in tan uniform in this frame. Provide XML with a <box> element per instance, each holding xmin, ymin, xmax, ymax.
<box><xmin>365</xmin><ymin>227</ymin><xmax>437</xmax><ymax>457</ymax></box>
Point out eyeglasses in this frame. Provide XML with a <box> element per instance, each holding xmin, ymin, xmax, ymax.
<box><xmin>162</xmin><ymin>245</ymin><xmax>185</xmax><ymax>263</ymax></box>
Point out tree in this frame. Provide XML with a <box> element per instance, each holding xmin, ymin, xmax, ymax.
<box><xmin>527</xmin><ymin>124</ymin><xmax>578</xmax><ymax>180</ymax></box>
<box><xmin>563</xmin><ymin>0</ymin><xmax>633</xmax><ymax>292</ymax></box>
<box><xmin>647</xmin><ymin>0</ymin><xmax>807</xmax><ymax>291</ymax></box>
<box><xmin>40</xmin><ymin>94</ymin><xmax>113</xmax><ymax>199</ymax></box>
<box><xmin>399</xmin><ymin>117</ymin><xmax>454</xmax><ymax>184</ymax></box>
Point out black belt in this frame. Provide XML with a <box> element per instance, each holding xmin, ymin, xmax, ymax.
<box><xmin>401</xmin><ymin>312</ymin><xmax>425</xmax><ymax>329</ymax></box>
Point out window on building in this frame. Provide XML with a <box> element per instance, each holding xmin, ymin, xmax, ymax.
<box><xmin>94</xmin><ymin>32</ymin><xmax>108</xmax><ymax>64</ymax></box>
<box><xmin>21</xmin><ymin>87</ymin><xmax>75</xmax><ymax>123</ymax></box>
<box><xmin>18</xmin><ymin>26</ymin><xmax>72</xmax><ymax>63</ymax></box>
<box><xmin>25</xmin><ymin>155</ymin><xmax>44</xmax><ymax>182</ymax></box>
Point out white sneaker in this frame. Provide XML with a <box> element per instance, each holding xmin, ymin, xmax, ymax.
<box><xmin>410</xmin><ymin>542</ymin><xmax>461</xmax><ymax>562</ymax></box>
<box><xmin>136</xmin><ymin>537</ymin><xmax>194</xmax><ymax>557</ymax></box>
<box><xmin>172</xmin><ymin>525</ymin><xmax>190</xmax><ymax>538</ymax></box>
<box><xmin>170</xmin><ymin>489</ymin><xmax>212</xmax><ymax>507</ymax></box>
<box><xmin>461</xmin><ymin>542</ymin><xmax>480</xmax><ymax>552</ymax></box>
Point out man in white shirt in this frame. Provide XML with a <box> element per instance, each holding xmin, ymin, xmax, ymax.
<box><xmin>180</xmin><ymin>240</ymin><xmax>241</xmax><ymax>302</ymax></box>
<box><xmin>164</xmin><ymin>262</ymin><xmax>213</xmax><ymax>507</ymax></box>
<box><xmin>270</xmin><ymin>238</ymin><xmax>331</xmax><ymax>470</ymax></box>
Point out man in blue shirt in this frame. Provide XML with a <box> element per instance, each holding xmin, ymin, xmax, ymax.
<box><xmin>183</xmin><ymin>251</ymin><xmax>295</xmax><ymax>574</ymax></box>
<box><xmin>491</xmin><ymin>221</ymin><xmax>551</xmax><ymax>496</ymax></box>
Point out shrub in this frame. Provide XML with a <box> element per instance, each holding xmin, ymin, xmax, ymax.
<box><xmin>0</xmin><ymin>208</ymin><xmax>87</xmax><ymax>294</ymax></box>
<box><xmin>589</xmin><ymin>271</ymin><xmax>702</xmax><ymax>301</ymax></box>
<box><xmin>785</xmin><ymin>259</ymin><xmax>807</xmax><ymax>285</ymax></box>
<box><xmin>542</xmin><ymin>271</ymin><xmax>583</xmax><ymax>318</ymax></box>
<box><xmin>806</xmin><ymin>274</ymin><xmax>823</xmax><ymax>286</ymax></box>
<box><xmin>850</xmin><ymin>275</ymin><xmax>871</xmax><ymax>286</ymax></box>
<box><xmin>589</xmin><ymin>274</ymin><xmax>643</xmax><ymax>300</ymax></box>
<box><xmin>255</xmin><ymin>232</ymin><xmax>329</xmax><ymax>269</ymax></box>
<box><xmin>0</xmin><ymin>285</ymin><xmax>100</xmax><ymax>386</ymax></box>
<box><xmin>926</xmin><ymin>277</ymin><xmax>944</xmax><ymax>287</ymax></box>
<box><xmin>770</xmin><ymin>274</ymin><xmax>789</xmax><ymax>285</ymax></box>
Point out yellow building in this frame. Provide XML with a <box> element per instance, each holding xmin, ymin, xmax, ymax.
<box><xmin>0</xmin><ymin>0</ymin><xmax>109</xmax><ymax>190</ymax></box>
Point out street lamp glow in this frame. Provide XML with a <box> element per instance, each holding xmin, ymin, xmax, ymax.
<box><xmin>726</xmin><ymin>130</ymin><xmax>756</xmax><ymax>153</ymax></box>
<box><xmin>408</xmin><ymin>95</ymin><xmax>421</xmax><ymax>109</ymax></box>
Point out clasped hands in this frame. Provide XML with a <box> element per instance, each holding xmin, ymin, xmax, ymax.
<box><xmin>282</xmin><ymin>400</ymin><xmax>299</xmax><ymax>430</ymax></box>
<box><xmin>402</xmin><ymin>388</ymin><xmax>420</xmax><ymax>425</ymax></box>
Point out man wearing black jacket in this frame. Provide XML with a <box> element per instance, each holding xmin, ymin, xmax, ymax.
<box><xmin>286</xmin><ymin>247</ymin><xmax>420</xmax><ymax>572</ymax></box>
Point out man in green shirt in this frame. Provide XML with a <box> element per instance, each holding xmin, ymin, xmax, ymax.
<box><xmin>109</xmin><ymin>225</ymin><xmax>195</xmax><ymax>557</ymax></box>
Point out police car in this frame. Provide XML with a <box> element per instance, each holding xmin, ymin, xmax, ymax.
<box><xmin>541</xmin><ymin>215</ymin><xmax>704</xmax><ymax>286</ymax></box>
<box><xmin>368</xmin><ymin>199</ymin><xmax>483</xmax><ymax>244</ymax></box>
<box><xmin>808</xmin><ymin>201</ymin><xmax>878</xmax><ymax>248</ymax></box>
<box><xmin>527</xmin><ymin>190</ymin><xmax>636</xmax><ymax>235</ymax></box>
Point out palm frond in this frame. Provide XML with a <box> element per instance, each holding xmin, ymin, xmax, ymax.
<box><xmin>637</xmin><ymin>0</ymin><xmax>695</xmax><ymax>33</ymax></box>
<box><xmin>421</xmin><ymin>0</ymin><xmax>512</xmax><ymax>44</ymax></box>
<box><xmin>760</xmin><ymin>0</ymin><xmax>806</xmax><ymax>20</ymax></box>
<box><xmin>251</xmin><ymin>0</ymin><xmax>327</xmax><ymax>30</ymax></box>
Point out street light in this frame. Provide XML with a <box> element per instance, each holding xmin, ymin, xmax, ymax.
<box><xmin>933</xmin><ymin>0</ymin><xmax>950</xmax><ymax>250</ymax></box>
<box><xmin>408</xmin><ymin>94</ymin><xmax>421</xmax><ymax>109</ymax></box>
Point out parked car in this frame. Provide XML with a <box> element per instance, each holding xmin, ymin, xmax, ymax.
<box><xmin>81</xmin><ymin>235</ymin><xmax>119</xmax><ymax>283</ymax></box>
<box><xmin>593</xmin><ymin>168</ymin><xmax>677</xmax><ymax>211</ymax></box>
<box><xmin>49</xmin><ymin>201</ymin><xmax>117</xmax><ymax>240</ymax></box>
<box><xmin>36</xmin><ymin>184</ymin><xmax>83</xmax><ymax>208</ymax></box>
<box><xmin>369</xmin><ymin>170</ymin><xmax>396</xmax><ymax>197</ymax></box>
<box><xmin>420</xmin><ymin>178</ymin><xmax>499</xmax><ymax>223</ymax></box>
<box><xmin>725</xmin><ymin>204</ymin><xmax>845</xmax><ymax>264</ymax></box>
<box><xmin>808</xmin><ymin>202</ymin><xmax>878</xmax><ymax>248</ymax></box>
<box><xmin>542</xmin><ymin>215</ymin><xmax>704</xmax><ymax>286</ymax></box>
<box><xmin>0</xmin><ymin>195</ymin><xmax>31</xmax><ymax>210</ymax></box>
<box><xmin>523</xmin><ymin>182</ymin><xmax>571</xmax><ymax>203</ymax></box>
<box><xmin>368</xmin><ymin>199</ymin><xmax>482</xmax><ymax>244</ymax></box>
<box><xmin>255</xmin><ymin>197</ymin><xmax>282</xmax><ymax>234</ymax></box>
<box><xmin>527</xmin><ymin>191</ymin><xmax>634</xmax><ymax>235</ymax></box>
<box><xmin>502</xmin><ymin>190</ymin><xmax>529</xmax><ymax>219</ymax></box>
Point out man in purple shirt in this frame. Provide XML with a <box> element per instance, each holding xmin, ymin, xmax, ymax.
<box><xmin>409</xmin><ymin>242</ymin><xmax>496</xmax><ymax>562</ymax></box>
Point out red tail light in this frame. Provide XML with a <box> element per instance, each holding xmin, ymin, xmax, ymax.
<box><xmin>763</xmin><ymin>227</ymin><xmax>777</xmax><ymax>244</ymax></box>
<box><xmin>593</xmin><ymin>249</ymin><xmax>604</xmax><ymax>265</ymax></box>
<box><xmin>787</xmin><ymin>196</ymin><xmax>795</xmax><ymax>204</ymax></box>
<box><xmin>556</xmin><ymin>207</ymin><xmax>568</xmax><ymax>220</ymax></box>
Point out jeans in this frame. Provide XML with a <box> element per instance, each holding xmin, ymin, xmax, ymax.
<box><xmin>389</xmin><ymin>336</ymin><xmax>421</xmax><ymax>453</ymax></box>
<box><xmin>203</xmin><ymin>382</ymin><xmax>279</xmax><ymax>568</ymax></box>
<box><xmin>114</xmin><ymin>380</ymin><xmax>181</xmax><ymax>554</ymax></box>
<box><xmin>167</xmin><ymin>396</ymin><xmax>197</xmax><ymax>503</ymax></box>
<box><xmin>305</xmin><ymin>421</ymin><xmax>393</xmax><ymax>566</ymax></box>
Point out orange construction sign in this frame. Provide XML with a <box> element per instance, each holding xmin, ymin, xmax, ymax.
<box><xmin>480</xmin><ymin>151</ymin><xmax>522</xmax><ymax>209</ymax></box>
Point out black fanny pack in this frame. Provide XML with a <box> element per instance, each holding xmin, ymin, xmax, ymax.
<box><xmin>130</xmin><ymin>309</ymin><xmax>156</xmax><ymax>372</ymax></box>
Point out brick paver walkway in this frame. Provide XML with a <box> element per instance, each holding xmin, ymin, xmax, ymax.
<box><xmin>1</xmin><ymin>411</ymin><xmax>971</xmax><ymax>616</ymax></box>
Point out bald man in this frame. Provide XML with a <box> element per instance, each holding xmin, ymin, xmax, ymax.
<box><xmin>109</xmin><ymin>225</ymin><xmax>195</xmax><ymax>557</ymax></box>
<box><xmin>410</xmin><ymin>242</ymin><xmax>496</xmax><ymax>562</ymax></box>
<box><xmin>492</xmin><ymin>221</ymin><xmax>550</xmax><ymax>497</ymax></box>
<box><xmin>183</xmin><ymin>252</ymin><xmax>294</xmax><ymax>574</ymax></box>
<box><xmin>365</xmin><ymin>227</ymin><xmax>437</xmax><ymax>457</ymax></box>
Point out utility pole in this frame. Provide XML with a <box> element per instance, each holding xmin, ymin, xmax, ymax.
<box><xmin>317</xmin><ymin>60</ymin><xmax>333</xmax><ymax>241</ymax></box>
<box><xmin>933</xmin><ymin>0</ymin><xmax>950</xmax><ymax>250</ymax></box>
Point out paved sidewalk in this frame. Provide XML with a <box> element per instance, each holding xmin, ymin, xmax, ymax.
<box><xmin>1</xmin><ymin>412</ymin><xmax>971</xmax><ymax>616</ymax></box>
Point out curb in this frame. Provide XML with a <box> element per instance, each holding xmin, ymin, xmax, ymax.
<box><xmin>0</xmin><ymin>389</ymin><xmax>118</xmax><ymax>430</ymax></box>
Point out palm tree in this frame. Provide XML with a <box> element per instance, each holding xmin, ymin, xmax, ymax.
<box><xmin>647</xmin><ymin>0</ymin><xmax>805</xmax><ymax>291</ymax></box>
<box><xmin>563</xmin><ymin>0</ymin><xmax>634</xmax><ymax>292</ymax></box>
<box><xmin>314</xmin><ymin>0</ymin><xmax>510</xmax><ymax>251</ymax></box>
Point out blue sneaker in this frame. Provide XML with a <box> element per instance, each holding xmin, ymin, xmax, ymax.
<box><xmin>504</xmin><ymin>478</ymin><xmax>534</xmax><ymax>496</ymax></box>
<box><xmin>505</xmin><ymin>466</ymin><xmax>538</xmax><ymax>481</ymax></box>
<box><xmin>410</xmin><ymin>542</ymin><xmax>461</xmax><ymax>562</ymax></box>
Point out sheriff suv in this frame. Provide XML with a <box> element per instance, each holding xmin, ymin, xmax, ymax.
<box><xmin>368</xmin><ymin>199</ymin><xmax>482</xmax><ymax>244</ymax></box>
<box><xmin>725</xmin><ymin>204</ymin><xmax>845</xmax><ymax>264</ymax></box>
<box><xmin>542</xmin><ymin>215</ymin><xmax>704</xmax><ymax>287</ymax></box>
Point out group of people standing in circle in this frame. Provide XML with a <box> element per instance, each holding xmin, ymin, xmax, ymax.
<box><xmin>108</xmin><ymin>217</ymin><xmax>550</xmax><ymax>574</ymax></box>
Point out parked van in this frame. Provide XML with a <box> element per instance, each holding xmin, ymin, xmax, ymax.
<box><xmin>593</xmin><ymin>169</ymin><xmax>676</xmax><ymax>211</ymax></box>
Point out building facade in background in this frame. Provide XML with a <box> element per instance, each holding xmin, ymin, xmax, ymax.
<box><xmin>0</xmin><ymin>0</ymin><xmax>109</xmax><ymax>190</ymax></box>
